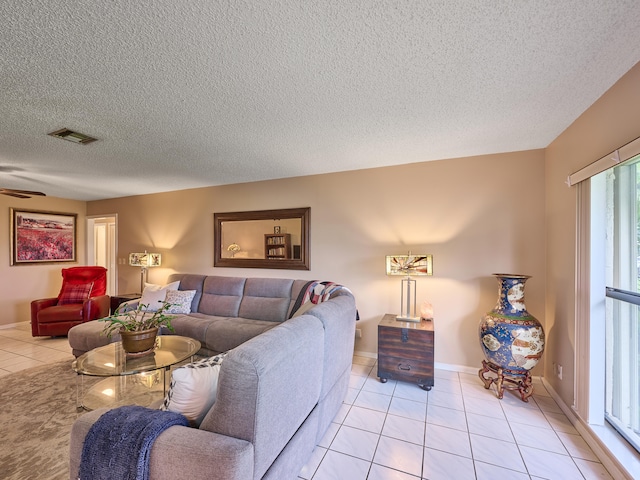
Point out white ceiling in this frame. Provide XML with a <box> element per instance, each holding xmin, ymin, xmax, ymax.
<box><xmin>1</xmin><ymin>1</ymin><xmax>640</xmax><ymax>201</ymax></box>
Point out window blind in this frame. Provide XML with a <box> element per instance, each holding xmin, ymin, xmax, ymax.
<box><xmin>568</xmin><ymin>135</ymin><xmax>640</xmax><ymax>186</ymax></box>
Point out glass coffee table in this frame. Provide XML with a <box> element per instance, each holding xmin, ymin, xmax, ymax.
<box><xmin>72</xmin><ymin>335</ymin><xmax>201</xmax><ymax>411</ymax></box>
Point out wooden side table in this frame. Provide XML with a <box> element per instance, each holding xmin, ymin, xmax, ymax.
<box><xmin>377</xmin><ymin>313</ymin><xmax>434</xmax><ymax>390</ymax></box>
<box><xmin>110</xmin><ymin>293</ymin><xmax>141</xmax><ymax>314</ymax></box>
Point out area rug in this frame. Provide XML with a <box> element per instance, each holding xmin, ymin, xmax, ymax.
<box><xmin>0</xmin><ymin>360</ymin><xmax>100</xmax><ymax>480</ymax></box>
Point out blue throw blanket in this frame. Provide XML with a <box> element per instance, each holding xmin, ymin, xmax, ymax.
<box><xmin>79</xmin><ymin>405</ymin><xmax>189</xmax><ymax>480</ymax></box>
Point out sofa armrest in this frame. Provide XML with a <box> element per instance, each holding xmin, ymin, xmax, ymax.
<box><xmin>70</xmin><ymin>408</ymin><xmax>254</xmax><ymax>480</ymax></box>
<box><xmin>83</xmin><ymin>295</ymin><xmax>110</xmax><ymax>321</ymax></box>
<box><xmin>116</xmin><ymin>298</ymin><xmax>140</xmax><ymax>313</ymax></box>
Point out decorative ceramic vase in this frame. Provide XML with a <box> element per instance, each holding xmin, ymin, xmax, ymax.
<box><xmin>479</xmin><ymin>274</ymin><xmax>545</xmax><ymax>377</ymax></box>
<box><xmin>120</xmin><ymin>327</ymin><xmax>159</xmax><ymax>355</ymax></box>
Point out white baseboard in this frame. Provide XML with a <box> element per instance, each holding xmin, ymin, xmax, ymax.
<box><xmin>541</xmin><ymin>377</ymin><xmax>638</xmax><ymax>480</ymax></box>
<box><xmin>0</xmin><ymin>321</ymin><xmax>29</xmax><ymax>330</ymax></box>
<box><xmin>353</xmin><ymin>350</ymin><xmax>377</xmax><ymax>359</ymax></box>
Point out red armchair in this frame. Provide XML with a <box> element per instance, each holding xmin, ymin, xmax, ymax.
<box><xmin>31</xmin><ymin>266</ymin><xmax>110</xmax><ymax>337</ymax></box>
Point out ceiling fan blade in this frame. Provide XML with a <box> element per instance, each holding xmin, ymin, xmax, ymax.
<box><xmin>3</xmin><ymin>189</ymin><xmax>46</xmax><ymax>196</ymax></box>
<box><xmin>1</xmin><ymin>191</ymin><xmax>30</xmax><ymax>199</ymax></box>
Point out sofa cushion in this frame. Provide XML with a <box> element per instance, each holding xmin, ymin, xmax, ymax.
<box><xmin>58</xmin><ymin>282</ymin><xmax>93</xmax><ymax>305</ymax></box>
<box><xmin>140</xmin><ymin>281</ymin><xmax>180</xmax><ymax>311</ymax></box>
<box><xmin>238</xmin><ymin>278</ymin><xmax>294</xmax><ymax>322</ymax></box>
<box><xmin>198</xmin><ymin>277</ymin><xmax>246</xmax><ymax>317</ymax></box>
<box><xmin>204</xmin><ymin>317</ymin><xmax>279</xmax><ymax>353</ymax></box>
<box><xmin>165</xmin><ymin>290</ymin><xmax>197</xmax><ymax>314</ymax></box>
<box><xmin>38</xmin><ymin>304</ymin><xmax>84</xmax><ymax>322</ymax></box>
<box><xmin>161</xmin><ymin>353</ymin><xmax>227</xmax><ymax>426</ymax></box>
<box><xmin>167</xmin><ymin>274</ymin><xmax>207</xmax><ymax>312</ymax></box>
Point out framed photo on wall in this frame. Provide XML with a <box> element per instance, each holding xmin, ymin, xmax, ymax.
<box><xmin>10</xmin><ymin>209</ymin><xmax>77</xmax><ymax>265</ymax></box>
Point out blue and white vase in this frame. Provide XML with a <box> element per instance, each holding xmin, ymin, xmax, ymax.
<box><xmin>479</xmin><ymin>274</ymin><xmax>544</xmax><ymax>376</ymax></box>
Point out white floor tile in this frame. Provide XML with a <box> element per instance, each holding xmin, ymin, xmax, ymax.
<box><xmin>344</xmin><ymin>387</ymin><xmax>359</xmax><ymax>405</ymax></box>
<box><xmin>460</xmin><ymin>381</ymin><xmax>498</xmax><ymax>400</ymax></box>
<box><xmin>499</xmin><ymin>389</ymin><xmax>539</xmax><ymax>410</ymax></box>
<box><xmin>352</xmin><ymin>363</ymin><xmax>373</xmax><ymax>377</ymax></box>
<box><xmin>556</xmin><ymin>431</ymin><xmax>599</xmax><ymax>461</ymax></box>
<box><xmin>573</xmin><ymin>458</ymin><xmax>614</xmax><ymax>480</ymax></box>
<box><xmin>463</xmin><ymin>394</ymin><xmax>506</xmax><ymax>419</ymax></box>
<box><xmin>424</xmin><ymin>423</ymin><xmax>472</xmax><ymax>458</ymax></box>
<box><xmin>318</xmin><ymin>423</ymin><xmax>340</xmax><ymax>449</ymax></box>
<box><xmin>367</xmin><ymin>463</ymin><xmax>419</xmax><ymax>480</ymax></box>
<box><xmin>332</xmin><ymin>403</ymin><xmax>350</xmax><ymax>424</ymax></box>
<box><xmin>388</xmin><ymin>396</ymin><xmax>427</xmax><ymax>422</ymax></box>
<box><xmin>372</xmin><ymin>435</ymin><xmax>423</xmax><ymax>478</ymax></box>
<box><xmin>349</xmin><ymin>373</ymin><xmax>367</xmax><ymax>390</ymax></box>
<box><xmin>474</xmin><ymin>460</ymin><xmax>532</xmax><ymax>480</ymax></box>
<box><xmin>362</xmin><ymin>376</ymin><xmax>396</xmax><ymax>396</ymax></box>
<box><xmin>427</xmin><ymin>389</ymin><xmax>465</xmax><ymax>411</ymax></box>
<box><xmin>313</xmin><ymin>450</ymin><xmax>370</xmax><ymax>480</ymax></box>
<box><xmin>344</xmin><ymin>406</ymin><xmax>387</xmax><ymax>434</ymax></box>
<box><xmin>533</xmin><ymin>395</ymin><xmax>563</xmax><ymax>414</ymax></box>
<box><xmin>426</xmin><ymin>404</ymin><xmax>468</xmax><ymax>432</ymax></box>
<box><xmin>469</xmin><ymin>434</ymin><xmax>527</xmax><ymax>473</ymax></box>
<box><xmin>431</xmin><ymin>377</ymin><xmax>461</xmax><ymax>395</ymax></box>
<box><xmin>353</xmin><ymin>390</ymin><xmax>392</xmax><ymax>413</ymax></box>
<box><xmin>392</xmin><ymin>382</ymin><xmax>428</xmax><ymax>403</ymax></box>
<box><xmin>512</xmin><ymin>422</ymin><xmax>566</xmax><ymax>453</ymax></box>
<box><xmin>503</xmin><ymin>403</ymin><xmax>551</xmax><ymax>428</ymax></box>
<box><xmin>330</xmin><ymin>425</ymin><xmax>379</xmax><ymax>461</ymax></box>
<box><xmin>520</xmin><ymin>445</ymin><xmax>584</xmax><ymax>480</ymax></box>
<box><xmin>467</xmin><ymin>412</ymin><xmax>514</xmax><ymax>443</ymax></box>
<box><xmin>544</xmin><ymin>411</ymin><xmax>579</xmax><ymax>434</ymax></box>
<box><xmin>433</xmin><ymin>368</ymin><xmax>459</xmax><ymax>381</ymax></box>
<box><xmin>422</xmin><ymin>448</ymin><xmax>476</xmax><ymax>480</ymax></box>
<box><xmin>458</xmin><ymin>371</ymin><xmax>483</xmax><ymax>385</ymax></box>
<box><xmin>2</xmin><ymin>357</ymin><xmax>45</xmax><ymax>372</ymax></box>
<box><xmin>381</xmin><ymin>414</ymin><xmax>425</xmax><ymax>446</ymax></box>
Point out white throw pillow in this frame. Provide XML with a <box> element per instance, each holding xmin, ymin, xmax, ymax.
<box><xmin>160</xmin><ymin>353</ymin><xmax>227</xmax><ymax>426</ymax></box>
<box><xmin>139</xmin><ymin>281</ymin><xmax>180</xmax><ymax>312</ymax></box>
<box><xmin>165</xmin><ymin>289</ymin><xmax>196</xmax><ymax>314</ymax></box>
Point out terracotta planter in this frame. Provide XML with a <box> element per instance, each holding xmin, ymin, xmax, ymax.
<box><xmin>120</xmin><ymin>327</ymin><xmax>159</xmax><ymax>355</ymax></box>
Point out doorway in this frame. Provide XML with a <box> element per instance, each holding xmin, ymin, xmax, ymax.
<box><xmin>87</xmin><ymin>215</ymin><xmax>117</xmax><ymax>295</ymax></box>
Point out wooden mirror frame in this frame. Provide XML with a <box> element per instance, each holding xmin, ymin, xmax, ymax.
<box><xmin>214</xmin><ymin>207</ymin><xmax>310</xmax><ymax>270</ymax></box>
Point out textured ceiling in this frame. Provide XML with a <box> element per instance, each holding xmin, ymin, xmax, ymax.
<box><xmin>1</xmin><ymin>1</ymin><xmax>640</xmax><ymax>201</ymax></box>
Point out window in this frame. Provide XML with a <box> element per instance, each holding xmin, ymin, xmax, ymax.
<box><xmin>596</xmin><ymin>156</ymin><xmax>640</xmax><ymax>452</ymax></box>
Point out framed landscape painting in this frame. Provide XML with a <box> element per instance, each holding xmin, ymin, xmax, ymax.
<box><xmin>11</xmin><ymin>209</ymin><xmax>77</xmax><ymax>265</ymax></box>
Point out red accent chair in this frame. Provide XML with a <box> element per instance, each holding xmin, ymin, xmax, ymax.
<box><xmin>31</xmin><ymin>266</ymin><xmax>110</xmax><ymax>337</ymax></box>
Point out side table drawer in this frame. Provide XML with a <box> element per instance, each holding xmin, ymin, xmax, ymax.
<box><xmin>378</xmin><ymin>328</ymin><xmax>433</xmax><ymax>356</ymax></box>
<box><xmin>378</xmin><ymin>354</ymin><xmax>433</xmax><ymax>380</ymax></box>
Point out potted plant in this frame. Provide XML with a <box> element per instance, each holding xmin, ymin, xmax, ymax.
<box><xmin>99</xmin><ymin>301</ymin><xmax>176</xmax><ymax>355</ymax></box>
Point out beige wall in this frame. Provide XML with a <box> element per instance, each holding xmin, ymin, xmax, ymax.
<box><xmin>86</xmin><ymin>150</ymin><xmax>546</xmax><ymax>370</ymax></box>
<box><xmin>0</xmin><ymin>196</ymin><xmax>87</xmax><ymax>327</ymax></box>
<box><xmin>545</xmin><ymin>62</ymin><xmax>640</xmax><ymax>406</ymax></box>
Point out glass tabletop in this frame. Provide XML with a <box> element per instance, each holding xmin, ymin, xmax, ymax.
<box><xmin>72</xmin><ymin>335</ymin><xmax>201</xmax><ymax>377</ymax></box>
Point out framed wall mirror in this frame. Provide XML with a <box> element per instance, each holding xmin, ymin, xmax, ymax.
<box><xmin>214</xmin><ymin>207</ymin><xmax>310</xmax><ymax>270</ymax></box>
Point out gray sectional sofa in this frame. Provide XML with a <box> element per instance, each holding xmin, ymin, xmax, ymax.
<box><xmin>68</xmin><ymin>274</ymin><xmax>357</xmax><ymax>480</ymax></box>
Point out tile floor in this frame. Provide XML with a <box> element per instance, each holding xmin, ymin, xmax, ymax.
<box><xmin>299</xmin><ymin>356</ymin><xmax>614</xmax><ymax>480</ymax></box>
<box><xmin>0</xmin><ymin>322</ymin><xmax>74</xmax><ymax>377</ymax></box>
<box><xmin>0</xmin><ymin>323</ymin><xmax>614</xmax><ymax>479</ymax></box>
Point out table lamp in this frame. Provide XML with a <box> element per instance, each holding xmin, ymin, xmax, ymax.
<box><xmin>386</xmin><ymin>252</ymin><xmax>433</xmax><ymax>322</ymax></box>
<box><xmin>129</xmin><ymin>251</ymin><xmax>162</xmax><ymax>293</ymax></box>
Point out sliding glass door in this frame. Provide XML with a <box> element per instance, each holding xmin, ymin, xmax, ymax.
<box><xmin>597</xmin><ymin>157</ymin><xmax>640</xmax><ymax>452</ymax></box>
